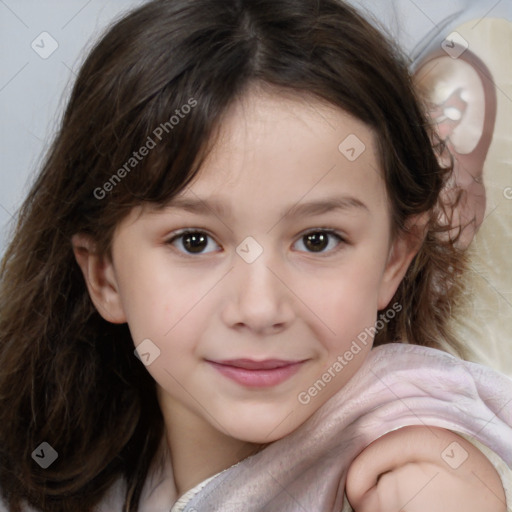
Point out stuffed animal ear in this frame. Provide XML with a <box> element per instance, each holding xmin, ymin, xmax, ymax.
<box><xmin>413</xmin><ymin>43</ymin><xmax>497</xmax><ymax>249</ymax></box>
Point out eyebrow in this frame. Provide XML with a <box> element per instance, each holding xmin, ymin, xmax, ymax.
<box><xmin>164</xmin><ymin>195</ymin><xmax>370</xmax><ymax>219</ymax></box>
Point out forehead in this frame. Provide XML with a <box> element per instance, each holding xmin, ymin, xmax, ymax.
<box><xmin>173</xmin><ymin>88</ymin><xmax>388</xmax><ymax>218</ymax></box>
<box><xmin>125</xmin><ymin>87</ymin><xmax>391</xmax><ymax>237</ymax></box>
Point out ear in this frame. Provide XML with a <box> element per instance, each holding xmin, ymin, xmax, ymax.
<box><xmin>377</xmin><ymin>214</ymin><xmax>427</xmax><ymax>310</ymax></box>
<box><xmin>71</xmin><ymin>233</ymin><xmax>127</xmax><ymax>323</ymax></box>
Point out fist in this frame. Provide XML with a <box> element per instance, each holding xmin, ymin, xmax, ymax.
<box><xmin>345</xmin><ymin>426</ymin><xmax>506</xmax><ymax>512</ymax></box>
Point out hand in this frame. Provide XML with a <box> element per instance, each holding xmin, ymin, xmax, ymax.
<box><xmin>345</xmin><ymin>426</ymin><xmax>506</xmax><ymax>512</ymax></box>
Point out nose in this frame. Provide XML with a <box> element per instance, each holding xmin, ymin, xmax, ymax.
<box><xmin>221</xmin><ymin>248</ymin><xmax>295</xmax><ymax>335</ymax></box>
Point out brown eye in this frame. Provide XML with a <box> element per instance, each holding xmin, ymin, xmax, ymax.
<box><xmin>294</xmin><ymin>230</ymin><xmax>345</xmax><ymax>254</ymax></box>
<box><xmin>182</xmin><ymin>232</ymin><xmax>207</xmax><ymax>253</ymax></box>
<box><xmin>304</xmin><ymin>232</ymin><xmax>329</xmax><ymax>252</ymax></box>
<box><xmin>168</xmin><ymin>231</ymin><xmax>219</xmax><ymax>255</ymax></box>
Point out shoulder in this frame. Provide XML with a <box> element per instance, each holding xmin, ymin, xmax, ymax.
<box><xmin>456</xmin><ymin>431</ymin><xmax>512</xmax><ymax>509</ymax></box>
<box><xmin>346</xmin><ymin>426</ymin><xmax>508</xmax><ymax>512</ymax></box>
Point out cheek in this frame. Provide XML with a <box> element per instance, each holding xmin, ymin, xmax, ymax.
<box><xmin>312</xmin><ymin>267</ymin><xmax>382</xmax><ymax>329</ymax></box>
<box><xmin>127</xmin><ymin>273</ymin><xmax>217</xmax><ymax>374</ymax></box>
<box><xmin>116</xmin><ymin>253</ymin><xmax>210</xmax><ymax>342</ymax></box>
<box><xmin>129</xmin><ymin>296</ymin><xmax>207</xmax><ymax>393</ymax></box>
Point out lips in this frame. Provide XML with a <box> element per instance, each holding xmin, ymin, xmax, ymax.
<box><xmin>206</xmin><ymin>358</ymin><xmax>307</xmax><ymax>387</ymax></box>
<box><xmin>214</xmin><ymin>358</ymin><xmax>302</xmax><ymax>370</ymax></box>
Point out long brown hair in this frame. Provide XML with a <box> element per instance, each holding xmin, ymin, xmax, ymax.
<box><xmin>0</xmin><ymin>0</ymin><xmax>468</xmax><ymax>510</ymax></box>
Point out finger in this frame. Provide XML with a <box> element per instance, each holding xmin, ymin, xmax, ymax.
<box><xmin>349</xmin><ymin>469</ymin><xmax>401</xmax><ymax>512</ymax></box>
<box><xmin>346</xmin><ymin>426</ymin><xmax>466</xmax><ymax>508</ymax></box>
<box><xmin>346</xmin><ymin>426</ymin><xmax>506</xmax><ymax>511</ymax></box>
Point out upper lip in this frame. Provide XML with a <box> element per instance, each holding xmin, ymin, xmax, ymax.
<box><xmin>210</xmin><ymin>359</ymin><xmax>305</xmax><ymax>370</ymax></box>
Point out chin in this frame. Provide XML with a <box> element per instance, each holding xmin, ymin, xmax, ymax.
<box><xmin>222</xmin><ymin>409</ymin><xmax>307</xmax><ymax>445</ymax></box>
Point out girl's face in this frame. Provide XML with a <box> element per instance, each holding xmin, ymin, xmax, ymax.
<box><xmin>89</xmin><ymin>88</ymin><xmax>419</xmax><ymax>444</ymax></box>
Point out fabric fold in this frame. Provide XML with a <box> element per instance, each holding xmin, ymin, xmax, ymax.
<box><xmin>182</xmin><ymin>343</ymin><xmax>512</xmax><ymax>511</ymax></box>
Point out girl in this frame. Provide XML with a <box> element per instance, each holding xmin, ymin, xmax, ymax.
<box><xmin>0</xmin><ymin>0</ymin><xmax>510</xmax><ymax>511</ymax></box>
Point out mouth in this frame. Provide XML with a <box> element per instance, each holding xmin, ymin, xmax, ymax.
<box><xmin>206</xmin><ymin>358</ymin><xmax>307</xmax><ymax>388</ymax></box>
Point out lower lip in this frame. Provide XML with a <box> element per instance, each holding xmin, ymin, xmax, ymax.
<box><xmin>207</xmin><ymin>361</ymin><xmax>304</xmax><ymax>388</ymax></box>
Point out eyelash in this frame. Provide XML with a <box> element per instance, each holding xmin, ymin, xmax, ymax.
<box><xmin>165</xmin><ymin>228</ymin><xmax>347</xmax><ymax>257</ymax></box>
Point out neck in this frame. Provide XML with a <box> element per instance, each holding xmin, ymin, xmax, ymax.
<box><xmin>158</xmin><ymin>393</ymin><xmax>265</xmax><ymax>498</ymax></box>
